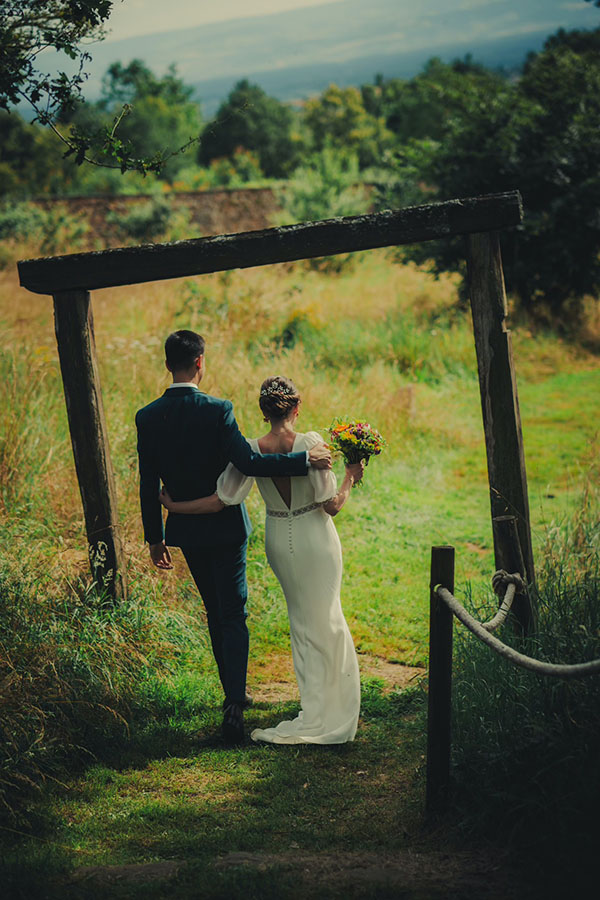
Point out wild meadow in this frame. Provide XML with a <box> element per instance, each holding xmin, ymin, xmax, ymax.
<box><xmin>1</xmin><ymin>238</ymin><xmax>599</xmax><ymax>897</ymax></box>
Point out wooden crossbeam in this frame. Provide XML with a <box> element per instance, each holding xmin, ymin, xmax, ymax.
<box><xmin>18</xmin><ymin>191</ymin><xmax>522</xmax><ymax>295</ymax></box>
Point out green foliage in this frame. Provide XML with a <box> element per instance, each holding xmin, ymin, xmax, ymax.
<box><xmin>99</xmin><ymin>59</ymin><xmax>195</xmax><ymax>109</ymax></box>
<box><xmin>451</xmin><ymin>473</ymin><xmax>600</xmax><ymax>889</ymax></box>
<box><xmin>370</xmin><ymin>57</ymin><xmax>507</xmax><ymax>145</ymax></box>
<box><xmin>105</xmin><ymin>195</ymin><xmax>176</xmax><ymax>242</ymax></box>
<box><xmin>303</xmin><ymin>83</ymin><xmax>393</xmax><ymax>169</ymax></box>
<box><xmin>200</xmin><ymin>80</ymin><xmax>301</xmax><ymax>178</ymax></box>
<box><xmin>0</xmin><ymin>200</ymin><xmax>88</xmax><ymax>254</ymax></box>
<box><xmin>60</xmin><ymin>163</ymin><xmax>159</xmax><ymax>196</ymax></box>
<box><xmin>276</xmin><ymin>147</ymin><xmax>370</xmax><ymax>272</ymax></box>
<box><xmin>0</xmin><ymin>201</ymin><xmax>43</xmax><ymax>240</ymax></box>
<box><xmin>377</xmin><ymin>32</ymin><xmax>600</xmax><ymax>316</ymax></box>
<box><xmin>0</xmin><ymin>110</ymin><xmax>79</xmax><ymax>197</ymax></box>
<box><xmin>0</xmin><ymin>561</ymin><xmax>187</xmax><ymax>819</ymax></box>
<box><xmin>279</xmin><ymin>147</ymin><xmax>369</xmax><ymax>224</ymax></box>
<box><xmin>269</xmin><ymin>303</ymin><xmax>473</xmax><ymax>383</ymax></box>
<box><xmin>57</xmin><ymin>61</ymin><xmax>203</xmax><ymax>181</ymax></box>
<box><xmin>1</xmin><ymin>7</ymin><xmax>206</xmax><ymax>176</ymax></box>
<box><xmin>188</xmin><ymin>147</ymin><xmax>265</xmax><ymax>189</ymax></box>
<box><xmin>85</xmin><ymin>59</ymin><xmax>203</xmax><ymax>181</ymax></box>
<box><xmin>0</xmin><ymin>1</ymin><xmax>112</xmax><ymax>113</ymax></box>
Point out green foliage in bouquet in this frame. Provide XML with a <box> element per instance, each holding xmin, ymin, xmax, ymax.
<box><xmin>328</xmin><ymin>418</ymin><xmax>386</xmax><ymax>468</ymax></box>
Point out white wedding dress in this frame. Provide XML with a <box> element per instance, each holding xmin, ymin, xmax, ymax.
<box><xmin>216</xmin><ymin>431</ymin><xmax>361</xmax><ymax>744</ymax></box>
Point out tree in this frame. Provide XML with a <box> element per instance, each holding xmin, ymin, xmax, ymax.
<box><xmin>199</xmin><ymin>80</ymin><xmax>301</xmax><ymax>178</ymax></box>
<box><xmin>0</xmin><ymin>1</ymin><xmax>200</xmax><ymax>174</ymax></box>
<box><xmin>99</xmin><ymin>59</ymin><xmax>196</xmax><ymax>109</ymax></box>
<box><xmin>302</xmin><ymin>84</ymin><xmax>393</xmax><ymax>169</ymax></box>
<box><xmin>0</xmin><ymin>110</ymin><xmax>77</xmax><ymax>195</ymax></box>
<box><xmin>65</xmin><ymin>60</ymin><xmax>202</xmax><ymax>181</ymax></box>
<box><xmin>368</xmin><ymin>58</ymin><xmax>507</xmax><ymax>145</ymax></box>
<box><xmin>0</xmin><ymin>1</ymin><xmax>111</xmax><ymax>111</ymax></box>
<box><xmin>380</xmin><ymin>32</ymin><xmax>600</xmax><ymax>317</ymax></box>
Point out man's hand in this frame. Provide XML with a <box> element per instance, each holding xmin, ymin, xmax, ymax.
<box><xmin>149</xmin><ymin>541</ymin><xmax>173</xmax><ymax>569</ymax></box>
<box><xmin>309</xmin><ymin>442</ymin><xmax>332</xmax><ymax>470</ymax></box>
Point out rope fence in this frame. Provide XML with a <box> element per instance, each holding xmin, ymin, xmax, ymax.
<box><xmin>436</xmin><ymin>584</ymin><xmax>600</xmax><ymax>678</ymax></box>
<box><xmin>426</xmin><ymin>544</ymin><xmax>600</xmax><ymax>815</ymax></box>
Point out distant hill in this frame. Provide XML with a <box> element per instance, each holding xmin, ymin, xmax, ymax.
<box><xmin>56</xmin><ymin>0</ymin><xmax>599</xmax><ymax>113</ymax></box>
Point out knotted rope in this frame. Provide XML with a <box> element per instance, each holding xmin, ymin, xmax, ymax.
<box><xmin>436</xmin><ymin>582</ymin><xmax>600</xmax><ymax>679</ymax></box>
<box><xmin>481</xmin><ymin>569</ymin><xmax>526</xmax><ymax>633</ymax></box>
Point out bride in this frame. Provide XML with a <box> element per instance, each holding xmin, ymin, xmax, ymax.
<box><xmin>160</xmin><ymin>375</ymin><xmax>362</xmax><ymax>744</ymax></box>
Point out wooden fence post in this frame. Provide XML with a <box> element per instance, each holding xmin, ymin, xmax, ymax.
<box><xmin>492</xmin><ymin>514</ymin><xmax>537</xmax><ymax>634</ymax></box>
<box><xmin>467</xmin><ymin>232</ymin><xmax>535</xmax><ymax>587</ymax></box>
<box><xmin>53</xmin><ymin>290</ymin><xmax>126</xmax><ymax>601</ymax></box>
<box><xmin>426</xmin><ymin>545</ymin><xmax>455</xmax><ymax>815</ymax></box>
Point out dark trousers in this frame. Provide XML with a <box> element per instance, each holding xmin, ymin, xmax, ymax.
<box><xmin>182</xmin><ymin>542</ymin><xmax>249</xmax><ymax>707</ymax></box>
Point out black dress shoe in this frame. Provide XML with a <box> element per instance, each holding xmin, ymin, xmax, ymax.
<box><xmin>222</xmin><ymin>703</ymin><xmax>244</xmax><ymax>745</ymax></box>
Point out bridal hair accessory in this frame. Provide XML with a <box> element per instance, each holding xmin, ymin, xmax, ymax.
<box><xmin>260</xmin><ymin>381</ymin><xmax>295</xmax><ymax>397</ymax></box>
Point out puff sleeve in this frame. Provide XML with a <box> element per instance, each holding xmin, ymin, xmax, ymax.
<box><xmin>305</xmin><ymin>431</ymin><xmax>337</xmax><ymax>503</ymax></box>
<box><xmin>216</xmin><ymin>463</ymin><xmax>254</xmax><ymax>506</ymax></box>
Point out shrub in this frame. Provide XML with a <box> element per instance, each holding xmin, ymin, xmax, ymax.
<box><xmin>0</xmin><ymin>202</ymin><xmax>44</xmax><ymax>241</ymax></box>
<box><xmin>106</xmin><ymin>195</ymin><xmax>175</xmax><ymax>242</ymax></box>
<box><xmin>0</xmin><ymin>201</ymin><xmax>88</xmax><ymax>254</ymax></box>
<box><xmin>279</xmin><ymin>147</ymin><xmax>369</xmax><ymax>225</ymax></box>
<box><xmin>450</xmin><ymin>467</ymin><xmax>600</xmax><ymax>891</ymax></box>
<box><xmin>277</xmin><ymin>148</ymin><xmax>370</xmax><ymax>273</ymax></box>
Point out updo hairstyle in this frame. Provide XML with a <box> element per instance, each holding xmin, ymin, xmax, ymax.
<box><xmin>259</xmin><ymin>375</ymin><xmax>301</xmax><ymax>421</ymax></box>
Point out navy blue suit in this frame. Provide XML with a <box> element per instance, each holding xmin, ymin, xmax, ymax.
<box><xmin>135</xmin><ymin>385</ymin><xmax>308</xmax><ymax>705</ymax></box>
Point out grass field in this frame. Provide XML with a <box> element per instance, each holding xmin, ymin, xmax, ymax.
<box><xmin>1</xmin><ymin>246</ymin><xmax>599</xmax><ymax>897</ymax></box>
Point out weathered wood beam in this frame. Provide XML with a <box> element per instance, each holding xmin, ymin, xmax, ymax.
<box><xmin>467</xmin><ymin>232</ymin><xmax>535</xmax><ymax>589</ymax></box>
<box><xmin>19</xmin><ymin>191</ymin><xmax>522</xmax><ymax>295</ymax></box>
<box><xmin>53</xmin><ymin>290</ymin><xmax>127</xmax><ymax>601</ymax></box>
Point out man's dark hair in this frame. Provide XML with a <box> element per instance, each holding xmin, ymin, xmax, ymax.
<box><xmin>165</xmin><ymin>330</ymin><xmax>205</xmax><ymax>371</ymax></box>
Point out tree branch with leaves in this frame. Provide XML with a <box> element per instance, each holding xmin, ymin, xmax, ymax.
<box><xmin>0</xmin><ymin>0</ymin><xmax>201</xmax><ymax>174</ymax></box>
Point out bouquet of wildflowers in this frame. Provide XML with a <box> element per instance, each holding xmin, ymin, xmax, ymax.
<box><xmin>328</xmin><ymin>419</ymin><xmax>386</xmax><ymax>478</ymax></box>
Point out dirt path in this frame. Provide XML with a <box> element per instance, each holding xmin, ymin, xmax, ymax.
<box><xmin>250</xmin><ymin>651</ymin><xmax>425</xmax><ymax>704</ymax></box>
<box><xmin>69</xmin><ymin>848</ymin><xmax>523</xmax><ymax>898</ymax></box>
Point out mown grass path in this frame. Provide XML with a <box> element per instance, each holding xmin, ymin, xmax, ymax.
<box><xmin>15</xmin><ymin>362</ymin><xmax>596</xmax><ymax>899</ymax></box>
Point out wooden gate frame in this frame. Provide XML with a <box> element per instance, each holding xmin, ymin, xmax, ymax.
<box><xmin>18</xmin><ymin>190</ymin><xmax>533</xmax><ymax>605</ymax></box>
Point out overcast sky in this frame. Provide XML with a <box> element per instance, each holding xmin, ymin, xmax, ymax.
<box><xmin>104</xmin><ymin>0</ymin><xmax>344</xmax><ymax>41</ymax></box>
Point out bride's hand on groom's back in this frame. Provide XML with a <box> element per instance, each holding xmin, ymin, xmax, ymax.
<box><xmin>159</xmin><ymin>487</ymin><xmax>173</xmax><ymax>509</ymax></box>
<box><xmin>309</xmin><ymin>442</ymin><xmax>332</xmax><ymax>469</ymax></box>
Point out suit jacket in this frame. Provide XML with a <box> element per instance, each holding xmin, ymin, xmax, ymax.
<box><xmin>135</xmin><ymin>386</ymin><xmax>308</xmax><ymax>548</ymax></box>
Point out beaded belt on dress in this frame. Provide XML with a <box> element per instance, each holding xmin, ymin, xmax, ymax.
<box><xmin>266</xmin><ymin>502</ymin><xmax>322</xmax><ymax>518</ymax></box>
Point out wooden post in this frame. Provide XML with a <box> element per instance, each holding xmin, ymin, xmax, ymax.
<box><xmin>492</xmin><ymin>515</ymin><xmax>537</xmax><ymax>634</ymax></box>
<box><xmin>426</xmin><ymin>545</ymin><xmax>455</xmax><ymax>815</ymax></box>
<box><xmin>53</xmin><ymin>291</ymin><xmax>126</xmax><ymax>601</ymax></box>
<box><xmin>467</xmin><ymin>232</ymin><xmax>535</xmax><ymax>587</ymax></box>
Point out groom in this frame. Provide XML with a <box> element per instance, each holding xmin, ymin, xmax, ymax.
<box><xmin>135</xmin><ymin>329</ymin><xmax>331</xmax><ymax>744</ymax></box>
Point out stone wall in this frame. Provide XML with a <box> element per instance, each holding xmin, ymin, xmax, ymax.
<box><xmin>33</xmin><ymin>187</ymin><xmax>281</xmax><ymax>245</ymax></box>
